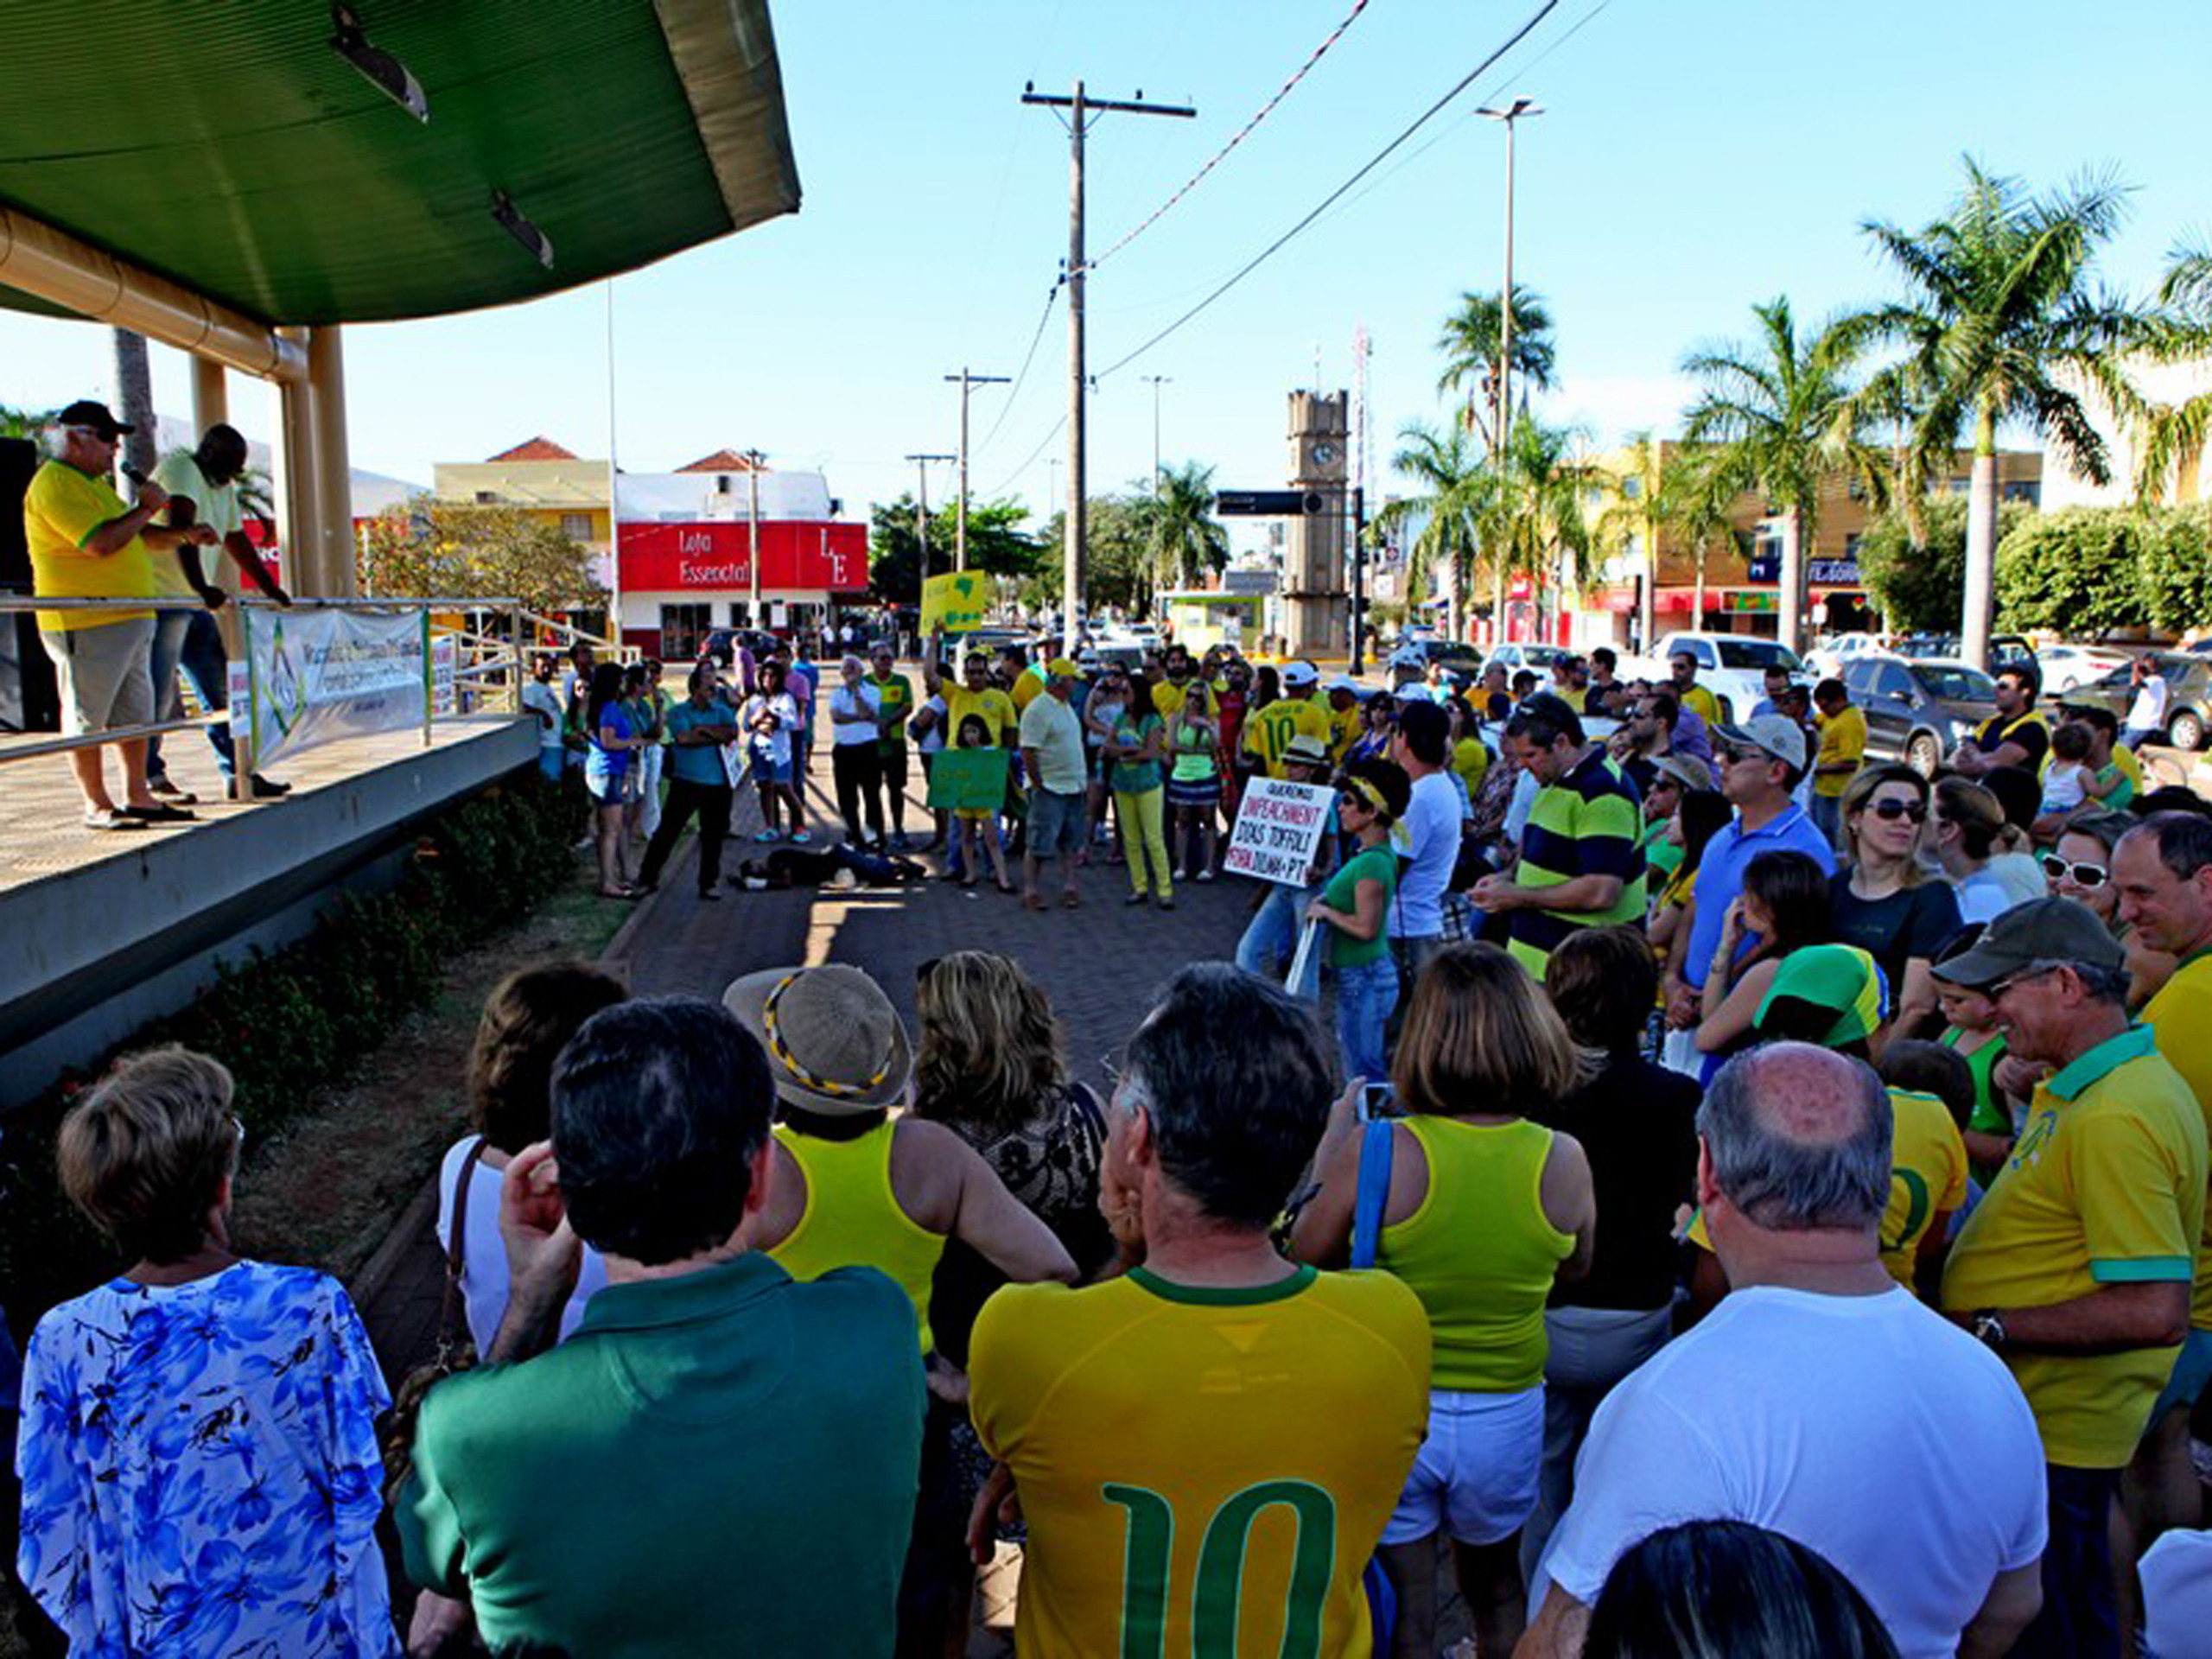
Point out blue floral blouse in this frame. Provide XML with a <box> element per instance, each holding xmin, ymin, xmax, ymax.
<box><xmin>15</xmin><ymin>1260</ymin><xmax>399</xmax><ymax>1656</ymax></box>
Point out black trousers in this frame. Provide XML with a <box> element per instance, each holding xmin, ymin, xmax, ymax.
<box><xmin>880</xmin><ymin>744</ymin><xmax>909</xmax><ymax>833</ymax></box>
<box><xmin>832</xmin><ymin>742</ymin><xmax>885</xmax><ymax>844</ymax></box>
<box><xmin>638</xmin><ymin>777</ymin><xmax>733</xmax><ymax>893</ymax></box>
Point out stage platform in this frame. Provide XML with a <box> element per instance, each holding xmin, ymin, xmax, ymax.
<box><xmin>0</xmin><ymin>714</ymin><xmax>537</xmax><ymax>1110</ymax></box>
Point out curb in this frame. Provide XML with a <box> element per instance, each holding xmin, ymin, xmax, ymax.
<box><xmin>348</xmin><ymin>1168</ymin><xmax>441</xmax><ymax>1310</ymax></box>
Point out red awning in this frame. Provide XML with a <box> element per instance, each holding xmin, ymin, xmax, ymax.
<box><xmin>617</xmin><ymin>520</ymin><xmax>869</xmax><ymax>594</ymax></box>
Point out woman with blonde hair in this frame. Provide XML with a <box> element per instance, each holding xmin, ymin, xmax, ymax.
<box><xmin>1828</xmin><ymin>763</ymin><xmax>1961</xmax><ymax>1039</ymax></box>
<box><xmin>903</xmin><ymin>951</ymin><xmax>1115</xmax><ymax>1655</ymax></box>
<box><xmin>1932</xmin><ymin>774</ymin><xmax>2045</xmax><ymax>924</ymax></box>
<box><xmin>1292</xmin><ymin>942</ymin><xmax>1597</xmax><ymax>1659</ymax></box>
<box><xmin>17</xmin><ymin>1048</ymin><xmax>397</xmax><ymax>1656</ymax></box>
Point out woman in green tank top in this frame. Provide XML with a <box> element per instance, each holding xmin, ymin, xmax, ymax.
<box><xmin>1289</xmin><ymin>943</ymin><xmax>1596</xmax><ymax>1659</ymax></box>
<box><xmin>1933</xmin><ymin>957</ymin><xmax>2018</xmax><ymax>1185</ymax></box>
<box><xmin>1164</xmin><ymin>682</ymin><xmax>1222</xmax><ymax>881</ymax></box>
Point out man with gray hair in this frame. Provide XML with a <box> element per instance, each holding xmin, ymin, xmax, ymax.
<box><xmin>1940</xmin><ymin>895</ymin><xmax>2209</xmax><ymax>1658</ymax></box>
<box><xmin>1524</xmin><ymin>1042</ymin><xmax>2046</xmax><ymax>1659</ymax></box>
<box><xmin>967</xmin><ymin>965</ymin><xmax>1431</xmax><ymax>1656</ymax></box>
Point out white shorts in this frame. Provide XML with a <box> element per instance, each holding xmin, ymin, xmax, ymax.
<box><xmin>1380</xmin><ymin>1384</ymin><xmax>1544</xmax><ymax>1548</ymax></box>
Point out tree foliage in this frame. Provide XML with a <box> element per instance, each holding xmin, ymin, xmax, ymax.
<box><xmin>1994</xmin><ymin>508</ymin><xmax>2153</xmax><ymax>635</ymax></box>
<box><xmin>1857</xmin><ymin>494</ymin><xmax>2033</xmax><ymax>634</ymax></box>
<box><xmin>1436</xmin><ymin>284</ymin><xmax>1555</xmax><ymax>447</ymax></box>
<box><xmin>1141</xmin><ymin>460</ymin><xmax>1230</xmax><ymax>588</ymax></box>
<box><xmin>867</xmin><ymin>494</ymin><xmax>1040</xmax><ymax>603</ymax></box>
<box><xmin>359</xmin><ymin>496</ymin><xmax>606</xmax><ymax>614</ymax></box>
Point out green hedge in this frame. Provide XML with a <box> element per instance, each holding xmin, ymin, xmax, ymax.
<box><xmin>0</xmin><ymin>772</ymin><xmax>586</xmax><ymax>1326</ymax></box>
<box><xmin>1993</xmin><ymin>503</ymin><xmax>2212</xmax><ymax>636</ymax></box>
<box><xmin>1856</xmin><ymin>496</ymin><xmax>2035</xmax><ymax>635</ymax></box>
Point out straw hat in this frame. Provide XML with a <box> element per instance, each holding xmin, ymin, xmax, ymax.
<box><xmin>721</xmin><ymin>963</ymin><xmax>912</xmax><ymax>1116</ymax></box>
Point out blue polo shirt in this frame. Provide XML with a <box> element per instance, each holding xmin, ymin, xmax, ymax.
<box><xmin>1683</xmin><ymin>804</ymin><xmax>1836</xmax><ymax>989</ymax></box>
<box><xmin>665</xmin><ymin>696</ymin><xmax>739</xmax><ymax>785</ymax></box>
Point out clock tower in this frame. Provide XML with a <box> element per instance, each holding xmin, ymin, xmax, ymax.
<box><xmin>1282</xmin><ymin>390</ymin><xmax>1349</xmax><ymax>657</ymax></box>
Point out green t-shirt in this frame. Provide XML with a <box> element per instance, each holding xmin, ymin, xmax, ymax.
<box><xmin>1110</xmin><ymin>712</ymin><xmax>1164</xmax><ymax>794</ymax></box>
<box><xmin>1323</xmin><ymin>844</ymin><xmax>1398</xmax><ymax>968</ymax></box>
<box><xmin>871</xmin><ymin>671</ymin><xmax>914</xmax><ymax>753</ymax></box>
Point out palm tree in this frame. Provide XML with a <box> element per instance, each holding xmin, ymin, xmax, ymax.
<box><xmin>1595</xmin><ymin>432</ymin><xmax>1668</xmax><ymax>651</ymax></box>
<box><xmin>1143</xmin><ymin>460</ymin><xmax>1230</xmax><ymax>592</ymax></box>
<box><xmin>1437</xmin><ymin>285</ymin><xmax>1555</xmax><ymax>448</ymax></box>
<box><xmin>1853</xmin><ymin>158</ymin><xmax>2165</xmax><ymax>667</ymax></box>
<box><xmin>1478</xmin><ymin>414</ymin><xmax>1601</xmax><ymax>640</ymax></box>
<box><xmin>1681</xmin><ymin>296</ymin><xmax>1880</xmax><ymax>653</ymax></box>
<box><xmin>2129</xmin><ymin>239</ymin><xmax>2212</xmax><ymax>502</ymax></box>
<box><xmin>1371</xmin><ymin>422</ymin><xmax>1489</xmax><ymax>640</ymax></box>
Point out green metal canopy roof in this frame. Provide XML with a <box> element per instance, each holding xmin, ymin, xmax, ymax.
<box><xmin>0</xmin><ymin>0</ymin><xmax>799</xmax><ymax>326</ymax></box>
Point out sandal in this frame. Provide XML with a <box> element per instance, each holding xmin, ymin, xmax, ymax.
<box><xmin>995</xmin><ymin>880</ymin><xmax>1017</xmax><ymax>895</ymax></box>
<box><xmin>1061</xmin><ymin>891</ymin><xmax>1082</xmax><ymax>909</ymax></box>
<box><xmin>1022</xmin><ymin>893</ymin><xmax>1048</xmax><ymax>912</ymax></box>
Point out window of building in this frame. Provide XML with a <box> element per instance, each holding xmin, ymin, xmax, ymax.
<box><xmin>2000</xmin><ymin>480</ymin><xmax>2041</xmax><ymax>505</ymax></box>
<box><xmin>560</xmin><ymin>512</ymin><xmax>594</xmax><ymax>540</ymax></box>
<box><xmin>660</xmin><ymin>603</ymin><xmax>712</xmax><ymax>661</ymax></box>
<box><xmin>474</xmin><ymin>491</ymin><xmax>500</xmax><ymax>505</ymax></box>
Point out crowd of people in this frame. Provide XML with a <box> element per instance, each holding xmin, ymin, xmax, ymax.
<box><xmin>20</xmin><ymin>607</ymin><xmax>2212</xmax><ymax>1658</ymax></box>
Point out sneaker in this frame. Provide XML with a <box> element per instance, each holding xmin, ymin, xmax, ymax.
<box><xmin>1196</xmin><ymin>868</ymin><xmax>1215</xmax><ymax>883</ymax></box>
<box><xmin>791</xmin><ymin>829</ymin><xmax>812</xmax><ymax>844</ymax></box>
<box><xmin>1125</xmin><ymin>892</ymin><xmax>1148</xmax><ymax>906</ymax></box>
<box><xmin>118</xmin><ymin>802</ymin><xmax>196</xmax><ymax>824</ymax></box>
<box><xmin>753</xmin><ymin>830</ymin><xmax>779</xmax><ymax>843</ymax></box>
<box><xmin>226</xmin><ymin>773</ymin><xmax>290</xmax><ymax>802</ymax></box>
<box><xmin>889</xmin><ymin>832</ymin><xmax>912</xmax><ymax>852</ymax></box>
<box><xmin>148</xmin><ymin>776</ymin><xmax>198</xmax><ymax>804</ymax></box>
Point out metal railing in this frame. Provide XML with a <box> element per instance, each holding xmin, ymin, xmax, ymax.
<box><xmin>0</xmin><ymin>594</ymin><xmax>581</xmax><ymax>779</ymax></box>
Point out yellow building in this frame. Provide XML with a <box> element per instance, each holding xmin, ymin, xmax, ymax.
<box><xmin>431</xmin><ymin>435</ymin><xmax>613</xmax><ymax>558</ymax></box>
<box><xmin>1575</xmin><ymin>441</ymin><xmax>2044</xmax><ymax>646</ymax></box>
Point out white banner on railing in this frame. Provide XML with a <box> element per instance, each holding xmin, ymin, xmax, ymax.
<box><xmin>230</xmin><ymin>609</ymin><xmax>435</xmax><ymax>766</ymax></box>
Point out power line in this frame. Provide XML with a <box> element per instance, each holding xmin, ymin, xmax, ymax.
<box><xmin>971</xmin><ymin>277</ymin><xmax>1065</xmax><ymax>461</ymax></box>
<box><xmin>1086</xmin><ymin>0</ymin><xmax>1374</xmax><ymax>272</ymax></box>
<box><xmin>983</xmin><ymin>412</ymin><xmax>1069</xmax><ymax>501</ymax></box>
<box><xmin>1091</xmin><ymin>0</ymin><xmax>1565</xmax><ymax>385</ymax></box>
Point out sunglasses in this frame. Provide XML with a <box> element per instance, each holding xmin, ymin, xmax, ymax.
<box><xmin>1868</xmin><ymin>798</ymin><xmax>1929</xmax><ymax>823</ymax></box>
<box><xmin>1338</xmin><ymin>789</ymin><xmax>1370</xmax><ymax>810</ymax></box>
<box><xmin>2040</xmin><ymin>853</ymin><xmax>2109</xmax><ymax>889</ymax></box>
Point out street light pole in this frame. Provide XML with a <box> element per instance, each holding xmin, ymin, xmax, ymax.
<box><xmin>906</xmin><ymin>452</ymin><xmax>954</xmax><ymax>582</ymax></box>
<box><xmin>1478</xmin><ymin>98</ymin><xmax>1541</xmax><ymax>644</ymax></box>
<box><xmin>1141</xmin><ymin>374</ymin><xmax>1170</xmax><ymax>602</ymax></box>
<box><xmin>743</xmin><ymin>447</ymin><xmax>766</xmax><ymax>624</ymax></box>
<box><xmin>944</xmin><ymin>369</ymin><xmax>1008</xmax><ymax>572</ymax></box>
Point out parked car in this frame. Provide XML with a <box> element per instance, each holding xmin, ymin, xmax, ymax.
<box><xmin>699</xmin><ymin>628</ymin><xmax>781</xmax><ymax>671</ymax></box>
<box><xmin>1804</xmin><ymin>631</ymin><xmax>1889</xmax><ymax>680</ymax></box>
<box><xmin>1840</xmin><ymin>655</ymin><xmax>1999</xmax><ymax>777</ymax></box>
<box><xmin>2031</xmin><ymin>643</ymin><xmax>2132</xmax><ymax>693</ymax></box>
<box><xmin>1484</xmin><ymin>642</ymin><xmax>1572</xmax><ymax>678</ymax></box>
<box><xmin>2063</xmin><ymin>652</ymin><xmax>2212</xmax><ymax>751</ymax></box>
<box><xmin>1395</xmin><ymin>637</ymin><xmax>1484</xmax><ymax>687</ymax></box>
<box><xmin>1621</xmin><ymin>632</ymin><xmax>1809</xmax><ymax>727</ymax></box>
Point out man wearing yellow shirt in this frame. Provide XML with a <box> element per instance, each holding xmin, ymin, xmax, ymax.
<box><xmin>1940</xmin><ymin>897</ymin><xmax>2209</xmax><ymax>1657</ymax></box>
<box><xmin>1242</xmin><ymin>661</ymin><xmax>1330</xmax><ymax>778</ymax></box>
<box><xmin>2113</xmin><ymin>813</ymin><xmax>2212</xmax><ymax>1543</ymax></box>
<box><xmin>1150</xmin><ymin>644</ymin><xmax>1216</xmax><ymax>721</ymax></box>
<box><xmin>23</xmin><ymin>401</ymin><xmax>207</xmax><ymax>830</ymax></box>
<box><xmin>1322</xmin><ymin>675</ymin><xmax>1365</xmax><ymax>761</ymax></box>
<box><xmin>1810</xmin><ymin>678</ymin><xmax>1866</xmax><ymax>847</ymax></box>
<box><xmin>970</xmin><ymin>965</ymin><xmax>1430</xmax><ymax>1659</ymax></box>
<box><xmin>1669</xmin><ymin>650</ymin><xmax>1721</xmax><ymax>729</ymax></box>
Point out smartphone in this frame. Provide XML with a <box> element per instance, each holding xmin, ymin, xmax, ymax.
<box><xmin>1357</xmin><ymin>1082</ymin><xmax>1395</xmax><ymax>1122</ymax></box>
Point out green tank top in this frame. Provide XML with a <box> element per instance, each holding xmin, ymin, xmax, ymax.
<box><xmin>1170</xmin><ymin>718</ymin><xmax>1217</xmax><ymax>782</ymax></box>
<box><xmin>1942</xmin><ymin>1026</ymin><xmax>2012</xmax><ymax>1184</ymax></box>
<box><xmin>768</xmin><ymin>1118</ymin><xmax>947</xmax><ymax>1352</ymax></box>
<box><xmin>1378</xmin><ymin>1116</ymin><xmax>1572</xmax><ymax>1392</ymax></box>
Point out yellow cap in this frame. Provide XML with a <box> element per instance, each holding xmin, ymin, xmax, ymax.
<box><xmin>1047</xmin><ymin>657</ymin><xmax>1082</xmax><ymax>677</ymax></box>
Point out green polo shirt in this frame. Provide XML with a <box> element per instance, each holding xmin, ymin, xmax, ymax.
<box><xmin>872</xmin><ymin>670</ymin><xmax>915</xmax><ymax>754</ymax></box>
<box><xmin>1943</xmin><ymin>1026</ymin><xmax>2209</xmax><ymax>1467</ymax></box>
<box><xmin>398</xmin><ymin>1252</ymin><xmax>925</xmax><ymax>1654</ymax></box>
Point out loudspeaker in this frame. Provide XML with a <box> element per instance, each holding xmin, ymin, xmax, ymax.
<box><xmin>0</xmin><ymin>438</ymin><xmax>61</xmax><ymax>733</ymax></box>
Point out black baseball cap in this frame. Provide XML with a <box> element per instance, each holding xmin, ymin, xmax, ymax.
<box><xmin>56</xmin><ymin>399</ymin><xmax>133</xmax><ymax>438</ymax></box>
<box><xmin>1929</xmin><ymin>895</ymin><xmax>2124</xmax><ymax>988</ymax></box>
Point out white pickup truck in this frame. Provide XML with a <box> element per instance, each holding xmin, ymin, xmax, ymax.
<box><xmin>1617</xmin><ymin>632</ymin><xmax>1809</xmax><ymax>727</ymax></box>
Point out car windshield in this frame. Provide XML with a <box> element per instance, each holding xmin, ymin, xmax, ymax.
<box><xmin>1713</xmin><ymin>640</ymin><xmax>1805</xmax><ymax>672</ymax></box>
<box><xmin>1516</xmin><ymin>645</ymin><xmax>1569</xmax><ymax>665</ymax></box>
<box><xmin>1913</xmin><ymin>664</ymin><xmax>1995</xmax><ymax>702</ymax></box>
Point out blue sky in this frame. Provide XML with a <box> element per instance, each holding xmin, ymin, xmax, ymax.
<box><xmin>3</xmin><ymin>0</ymin><xmax>2204</xmax><ymax>535</ymax></box>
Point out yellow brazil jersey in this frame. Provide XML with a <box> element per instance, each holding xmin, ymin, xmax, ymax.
<box><xmin>947</xmin><ymin>684</ymin><xmax>1019</xmax><ymax>749</ymax></box>
<box><xmin>2139</xmin><ymin>951</ymin><xmax>2212</xmax><ymax>1332</ymax></box>
<box><xmin>1152</xmin><ymin>676</ymin><xmax>1217</xmax><ymax>722</ymax></box>
<box><xmin>1679</xmin><ymin>683</ymin><xmax>1721</xmax><ymax>728</ymax></box>
<box><xmin>969</xmin><ymin>1267</ymin><xmax>1430</xmax><ymax>1659</ymax></box>
<box><xmin>1451</xmin><ymin>735</ymin><xmax>1491</xmax><ymax>797</ymax></box>
<box><xmin>1011</xmin><ymin>667</ymin><xmax>1047</xmax><ymax>713</ymax></box>
<box><xmin>1879</xmin><ymin>1088</ymin><xmax>1969</xmax><ymax>1286</ymax></box>
<box><xmin>1814</xmin><ymin>704</ymin><xmax>1868</xmax><ymax>798</ymax></box>
<box><xmin>22</xmin><ymin>460</ymin><xmax>157</xmax><ymax>632</ymax></box>
<box><xmin>1328</xmin><ymin>702</ymin><xmax>1364</xmax><ymax>763</ymax></box>
<box><xmin>1243</xmin><ymin>696</ymin><xmax>1330</xmax><ymax>778</ymax></box>
<box><xmin>1942</xmin><ymin>1027</ymin><xmax>2209</xmax><ymax>1468</ymax></box>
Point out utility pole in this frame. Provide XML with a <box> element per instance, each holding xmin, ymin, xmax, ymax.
<box><xmin>1023</xmin><ymin>79</ymin><xmax>1194</xmax><ymax>652</ymax></box>
<box><xmin>1141</xmin><ymin>374</ymin><xmax>1170</xmax><ymax>601</ymax></box>
<box><xmin>743</xmin><ymin>448</ymin><xmax>767</xmax><ymax>623</ymax></box>
<box><xmin>906</xmin><ymin>452</ymin><xmax>953</xmax><ymax>582</ymax></box>
<box><xmin>1477</xmin><ymin>98</ymin><xmax>1540</xmax><ymax>643</ymax></box>
<box><xmin>944</xmin><ymin>369</ymin><xmax>1008</xmax><ymax>572</ymax></box>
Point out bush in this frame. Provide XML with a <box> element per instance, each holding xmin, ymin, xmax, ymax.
<box><xmin>2139</xmin><ymin>504</ymin><xmax>2212</xmax><ymax>638</ymax></box>
<box><xmin>0</xmin><ymin>771</ymin><xmax>585</xmax><ymax>1326</ymax></box>
<box><xmin>1994</xmin><ymin>507</ymin><xmax>2154</xmax><ymax>635</ymax></box>
<box><xmin>1858</xmin><ymin>496</ymin><xmax>2034</xmax><ymax>635</ymax></box>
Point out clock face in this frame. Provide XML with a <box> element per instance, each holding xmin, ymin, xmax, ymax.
<box><xmin>1311</xmin><ymin>442</ymin><xmax>1338</xmax><ymax>465</ymax></box>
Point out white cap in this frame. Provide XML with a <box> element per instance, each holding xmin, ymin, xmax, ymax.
<box><xmin>1715</xmin><ymin>713</ymin><xmax>1810</xmax><ymax>772</ymax></box>
<box><xmin>1325</xmin><ymin>674</ymin><xmax>1362</xmax><ymax>694</ymax></box>
<box><xmin>1389</xmin><ymin>645</ymin><xmax>1427</xmax><ymax>670</ymax></box>
<box><xmin>1281</xmin><ymin>660</ymin><xmax>1319</xmax><ymax>688</ymax></box>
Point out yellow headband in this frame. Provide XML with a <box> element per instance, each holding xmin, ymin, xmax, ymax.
<box><xmin>760</xmin><ymin>973</ymin><xmax>890</xmax><ymax>1098</ymax></box>
<box><xmin>1342</xmin><ymin>775</ymin><xmax>1393</xmax><ymax>822</ymax></box>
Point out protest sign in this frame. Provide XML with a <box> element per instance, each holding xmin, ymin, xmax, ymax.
<box><xmin>921</xmin><ymin>570</ymin><xmax>993</xmax><ymax>636</ymax></box>
<box><xmin>233</xmin><ymin>607</ymin><xmax>434</xmax><ymax>767</ymax></box>
<box><xmin>1223</xmin><ymin>778</ymin><xmax>1336</xmax><ymax>886</ymax></box>
<box><xmin>926</xmin><ymin>746</ymin><xmax>1011</xmax><ymax>811</ymax></box>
